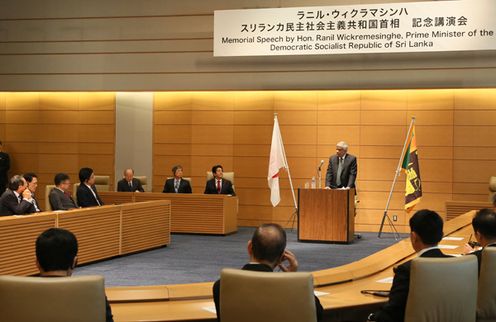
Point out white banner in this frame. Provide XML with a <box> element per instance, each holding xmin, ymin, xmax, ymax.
<box><xmin>214</xmin><ymin>0</ymin><xmax>496</xmax><ymax>57</ymax></box>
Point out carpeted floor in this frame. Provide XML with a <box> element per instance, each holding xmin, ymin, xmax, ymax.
<box><xmin>75</xmin><ymin>228</ymin><xmax>405</xmax><ymax>287</ymax></box>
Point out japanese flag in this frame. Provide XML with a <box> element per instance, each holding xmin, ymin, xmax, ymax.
<box><xmin>268</xmin><ymin>115</ymin><xmax>288</xmax><ymax>207</ymax></box>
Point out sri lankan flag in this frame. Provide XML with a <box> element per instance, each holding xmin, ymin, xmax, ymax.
<box><xmin>402</xmin><ymin>126</ymin><xmax>422</xmax><ymax>212</ymax></box>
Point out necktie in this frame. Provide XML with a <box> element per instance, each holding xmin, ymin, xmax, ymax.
<box><xmin>174</xmin><ymin>180</ymin><xmax>179</xmax><ymax>193</ymax></box>
<box><xmin>129</xmin><ymin>181</ymin><xmax>132</xmax><ymax>189</ymax></box>
<box><xmin>18</xmin><ymin>194</ymin><xmax>22</xmax><ymax>204</ymax></box>
<box><xmin>216</xmin><ymin>180</ymin><xmax>221</xmax><ymax>193</ymax></box>
<box><xmin>91</xmin><ymin>187</ymin><xmax>101</xmax><ymax>206</ymax></box>
<box><xmin>32</xmin><ymin>198</ymin><xmax>40</xmax><ymax>212</ymax></box>
<box><xmin>336</xmin><ymin>157</ymin><xmax>343</xmax><ymax>187</ymax></box>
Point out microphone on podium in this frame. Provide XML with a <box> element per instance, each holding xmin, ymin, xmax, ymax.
<box><xmin>317</xmin><ymin>160</ymin><xmax>325</xmax><ymax>171</ymax></box>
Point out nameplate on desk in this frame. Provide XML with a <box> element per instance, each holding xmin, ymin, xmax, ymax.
<box><xmin>376</xmin><ymin>277</ymin><xmax>394</xmax><ymax>284</ymax></box>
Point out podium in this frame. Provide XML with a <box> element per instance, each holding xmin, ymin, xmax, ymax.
<box><xmin>298</xmin><ymin>188</ymin><xmax>355</xmax><ymax>244</ymax></box>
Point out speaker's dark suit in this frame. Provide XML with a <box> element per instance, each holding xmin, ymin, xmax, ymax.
<box><xmin>212</xmin><ymin>263</ymin><xmax>323</xmax><ymax>322</ymax></box>
<box><xmin>204</xmin><ymin>178</ymin><xmax>235</xmax><ymax>196</ymax></box>
<box><xmin>163</xmin><ymin>178</ymin><xmax>192</xmax><ymax>193</ymax></box>
<box><xmin>471</xmin><ymin>243</ymin><xmax>496</xmax><ymax>274</ymax></box>
<box><xmin>0</xmin><ymin>189</ymin><xmax>36</xmax><ymax>216</ymax></box>
<box><xmin>325</xmin><ymin>154</ymin><xmax>357</xmax><ymax>189</ymax></box>
<box><xmin>76</xmin><ymin>184</ymin><xmax>104</xmax><ymax>208</ymax></box>
<box><xmin>373</xmin><ymin>248</ymin><xmax>450</xmax><ymax>322</ymax></box>
<box><xmin>117</xmin><ymin>178</ymin><xmax>144</xmax><ymax>192</ymax></box>
<box><xmin>49</xmin><ymin>188</ymin><xmax>78</xmax><ymax>210</ymax></box>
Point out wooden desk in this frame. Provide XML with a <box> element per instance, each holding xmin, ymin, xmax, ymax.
<box><xmin>445</xmin><ymin>200</ymin><xmax>492</xmax><ymax>220</ymax></box>
<box><xmin>100</xmin><ymin>192</ymin><xmax>238</xmax><ymax>235</ymax></box>
<box><xmin>0</xmin><ymin>201</ymin><xmax>171</xmax><ymax>275</ymax></box>
<box><xmin>108</xmin><ymin>211</ymin><xmax>475</xmax><ymax>322</ymax></box>
<box><xmin>298</xmin><ymin>188</ymin><xmax>355</xmax><ymax>243</ymax></box>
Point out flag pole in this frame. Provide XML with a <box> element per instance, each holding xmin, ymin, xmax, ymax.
<box><xmin>275</xmin><ymin>113</ymin><xmax>298</xmax><ymax>212</ymax></box>
<box><xmin>378</xmin><ymin>117</ymin><xmax>416</xmax><ymax>239</ymax></box>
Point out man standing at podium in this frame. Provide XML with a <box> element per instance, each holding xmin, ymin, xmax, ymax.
<box><xmin>325</xmin><ymin>141</ymin><xmax>357</xmax><ymax>189</ymax></box>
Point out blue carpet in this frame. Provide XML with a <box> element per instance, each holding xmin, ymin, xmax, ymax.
<box><xmin>75</xmin><ymin>228</ymin><xmax>405</xmax><ymax>287</ymax></box>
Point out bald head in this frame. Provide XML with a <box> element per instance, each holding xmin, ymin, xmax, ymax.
<box><xmin>123</xmin><ymin>168</ymin><xmax>134</xmax><ymax>182</ymax></box>
<box><xmin>250</xmin><ymin>224</ymin><xmax>287</xmax><ymax>266</ymax></box>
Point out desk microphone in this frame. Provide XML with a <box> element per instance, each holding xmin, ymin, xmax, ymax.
<box><xmin>318</xmin><ymin>160</ymin><xmax>325</xmax><ymax>171</ymax></box>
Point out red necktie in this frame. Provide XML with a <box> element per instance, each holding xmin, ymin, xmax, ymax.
<box><xmin>216</xmin><ymin>180</ymin><xmax>221</xmax><ymax>193</ymax></box>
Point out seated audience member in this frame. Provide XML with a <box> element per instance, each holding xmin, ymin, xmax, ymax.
<box><xmin>0</xmin><ymin>175</ymin><xmax>36</xmax><ymax>216</ymax></box>
<box><xmin>213</xmin><ymin>223</ymin><xmax>323</xmax><ymax>322</ymax></box>
<box><xmin>204</xmin><ymin>164</ymin><xmax>235</xmax><ymax>196</ymax></box>
<box><xmin>117</xmin><ymin>168</ymin><xmax>144</xmax><ymax>192</ymax></box>
<box><xmin>49</xmin><ymin>173</ymin><xmax>78</xmax><ymax>210</ymax></box>
<box><xmin>0</xmin><ymin>140</ymin><xmax>10</xmax><ymax>194</ymax></box>
<box><xmin>368</xmin><ymin>209</ymin><xmax>449</xmax><ymax>322</ymax></box>
<box><xmin>23</xmin><ymin>172</ymin><xmax>42</xmax><ymax>212</ymax></box>
<box><xmin>76</xmin><ymin>167</ymin><xmax>104</xmax><ymax>208</ymax></box>
<box><xmin>163</xmin><ymin>165</ymin><xmax>192</xmax><ymax>193</ymax></box>
<box><xmin>36</xmin><ymin>228</ymin><xmax>113</xmax><ymax>322</ymax></box>
<box><xmin>464</xmin><ymin>208</ymin><xmax>496</xmax><ymax>272</ymax></box>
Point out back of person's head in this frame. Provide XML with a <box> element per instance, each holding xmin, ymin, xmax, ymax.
<box><xmin>251</xmin><ymin>223</ymin><xmax>287</xmax><ymax>265</ymax></box>
<box><xmin>54</xmin><ymin>173</ymin><xmax>70</xmax><ymax>186</ymax></box>
<box><xmin>212</xmin><ymin>164</ymin><xmax>223</xmax><ymax>175</ymax></box>
<box><xmin>78</xmin><ymin>167</ymin><xmax>93</xmax><ymax>183</ymax></box>
<box><xmin>36</xmin><ymin>228</ymin><xmax>78</xmax><ymax>272</ymax></box>
<box><xmin>23</xmin><ymin>172</ymin><xmax>37</xmax><ymax>183</ymax></box>
<box><xmin>8</xmin><ymin>175</ymin><xmax>25</xmax><ymax>191</ymax></box>
<box><xmin>409</xmin><ymin>209</ymin><xmax>444</xmax><ymax>245</ymax></box>
<box><xmin>472</xmin><ymin>208</ymin><xmax>496</xmax><ymax>240</ymax></box>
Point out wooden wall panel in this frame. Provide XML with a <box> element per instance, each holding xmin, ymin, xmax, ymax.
<box><xmin>0</xmin><ymin>92</ymin><xmax>116</xmax><ymax>210</ymax></box>
<box><xmin>153</xmin><ymin>89</ymin><xmax>496</xmax><ymax>233</ymax></box>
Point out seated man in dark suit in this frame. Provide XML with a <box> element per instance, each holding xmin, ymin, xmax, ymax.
<box><xmin>368</xmin><ymin>209</ymin><xmax>450</xmax><ymax>322</ymax></box>
<box><xmin>464</xmin><ymin>208</ymin><xmax>496</xmax><ymax>272</ymax></box>
<box><xmin>117</xmin><ymin>168</ymin><xmax>144</xmax><ymax>192</ymax></box>
<box><xmin>0</xmin><ymin>175</ymin><xmax>37</xmax><ymax>216</ymax></box>
<box><xmin>23</xmin><ymin>172</ymin><xmax>42</xmax><ymax>212</ymax></box>
<box><xmin>163</xmin><ymin>165</ymin><xmax>192</xmax><ymax>193</ymax></box>
<box><xmin>204</xmin><ymin>165</ymin><xmax>235</xmax><ymax>196</ymax></box>
<box><xmin>49</xmin><ymin>173</ymin><xmax>78</xmax><ymax>211</ymax></box>
<box><xmin>213</xmin><ymin>223</ymin><xmax>323</xmax><ymax>322</ymax></box>
<box><xmin>36</xmin><ymin>228</ymin><xmax>113</xmax><ymax>322</ymax></box>
<box><xmin>76</xmin><ymin>167</ymin><xmax>104</xmax><ymax>208</ymax></box>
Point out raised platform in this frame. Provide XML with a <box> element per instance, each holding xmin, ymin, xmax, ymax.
<box><xmin>100</xmin><ymin>192</ymin><xmax>238</xmax><ymax>235</ymax></box>
<box><xmin>0</xmin><ymin>201</ymin><xmax>171</xmax><ymax>276</ymax></box>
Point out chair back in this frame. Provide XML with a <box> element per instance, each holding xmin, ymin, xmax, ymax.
<box><xmin>134</xmin><ymin>176</ymin><xmax>147</xmax><ymax>190</ymax></box>
<box><xmin>0</xmin><ymin>275</ymin><xmax>107</xmax><ymax>322</ymax></box>
<box><xmin>489</xmin><ymin>176</ymin><xmax>496</xmax><ymax>203</ymax></box>
<box><xmin>94</xmin><ymin>175</ymin><xmax>110</xmax><ymax>192</ymax></box>
<box><xmin>478</xmin><ymin>248</ymin><xmax>496</xmax><ymax>322</ymax></box>
<box><xmin>220</xmin><ymin>268</ymin><xmax>317</xmax><ymax>322</ymax></box>
<box><xmin>45</xmin><ymin>184</ymin><xmax>56</xmax><ymax>211</ymax></box>
<box><xmin>405</xmin><ymin>255</ymin><xmax>478</xmax><ymax>322</ymax></box>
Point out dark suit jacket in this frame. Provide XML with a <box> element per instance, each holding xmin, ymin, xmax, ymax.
<box><xmin>0</xmin><ymin>189</ymin><xmax>37</xmax><ymax>216</ymax></box>
<box><xmin>31</xmin><ymin>194</ymin><xmax>42</xmax><ymax>213</ymax></box>
<box><xmin>213</xmin><ymin>263</ymin><xmax>323</xmax><ymax>322</ymax></box>
<box><xmin>76</xmin><ymin>184</ymin><xmax>104</xmax><ymax>208</ymax></box>
<box><xmin>117</xmin><ymin>178</ymin><xmax>144</xmax><ymax>192</ymax></box>
<box><xmin>0</xmin><ymin>151</ymin><xmax>9</xmax><ymax>192</ymax></box>
<box><xmin>163</xmin><ymin>178</ymin><xmax>192</xmax><ymax>193</ymax></box>
<box><xmin>204</xmin><ymin>178</ymin><xmax>235</xmax><ymax>196</ymax></box>
<box><xmin>49</xmin><ymin>188</ymin><xmax>78</xmax><ymax>210</ymax></box>
<box><xmin>325</xmin><ymin>154</ymin><xmax>357</xmax><ymax>189</ymax></box>
<box><xmin>373</xmin><ymin>248</ymin><xmax>450</xmax><ymax>322</ymax></box>
<box><xmin>471</xmin><ymin>243</ymin><xmax>496</xmax><ymax>274</ymax></box>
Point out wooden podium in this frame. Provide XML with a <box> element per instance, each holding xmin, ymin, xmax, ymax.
<box><xmin>298</xmin><ymin>188</ymin><xmax>355</xmax><ymax>244</ymax></box>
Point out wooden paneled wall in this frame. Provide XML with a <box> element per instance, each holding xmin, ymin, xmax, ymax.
<box><xmin>1</xmin><ymin>0</ymin><xmax>496</xmax><ymax>91</ymax></box>
<box><xmin>0</xmin><ymin>92</ymin><xmax>116</xmax><ymax>210</ymax></box>
<box><xmin>153</xmin><ymin>89</ymin><xmax>496</xmax><ymax>233</ymax></box>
